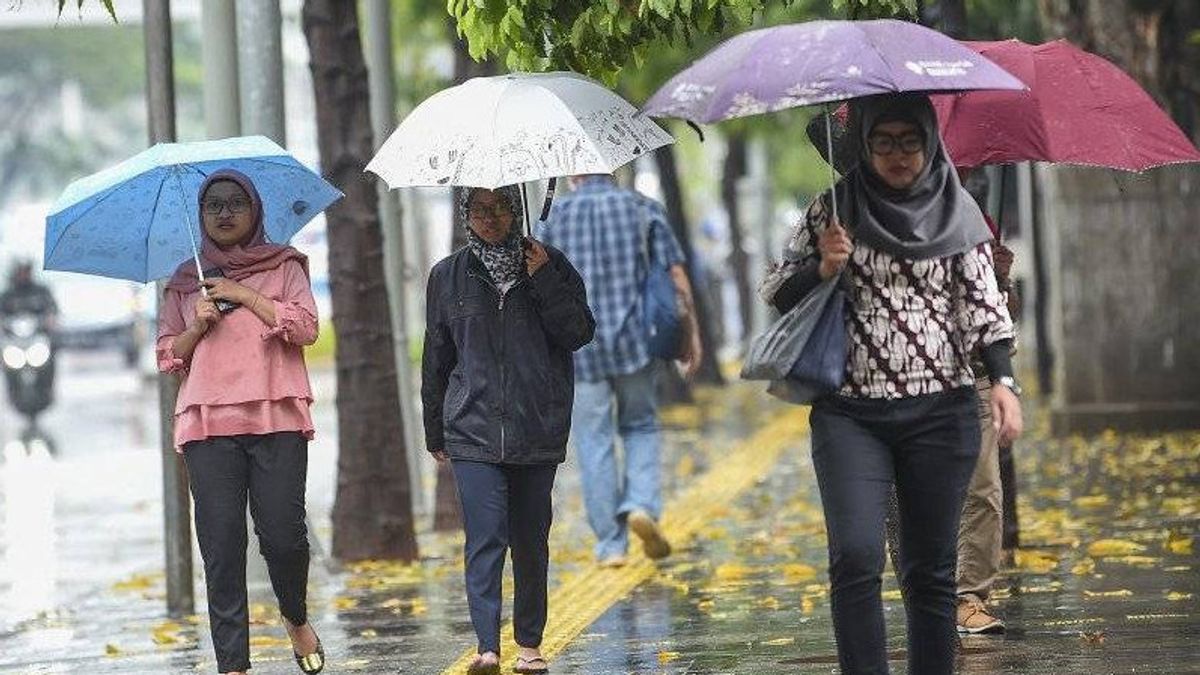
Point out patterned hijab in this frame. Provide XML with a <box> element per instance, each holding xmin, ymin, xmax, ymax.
<box><xmin>833</xmin><ymin>93</ymin><xmax>992</xmax><ymax>261</ymax></box>
<box><xmin>460</xmin><ymin>185</ymin><xmax>526</xmax><ymax>287</ymax></box>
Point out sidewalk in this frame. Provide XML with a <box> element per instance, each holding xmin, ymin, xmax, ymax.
<box><xmin>1</xmin><ymin>376</ymin><xmax>1197</xmax><ymax>673</ymax></box>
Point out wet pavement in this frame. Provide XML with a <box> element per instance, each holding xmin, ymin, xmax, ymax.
<box><xmin>0</xmin><ymin>354</ymin><xmax>1197</xmax><ymax>673</ymax></box>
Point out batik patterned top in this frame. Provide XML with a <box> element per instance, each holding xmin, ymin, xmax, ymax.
<box><xmin>759</xmin><ymin>197</ymin><xmax>1014</xmax><ymax>400</ymax></box>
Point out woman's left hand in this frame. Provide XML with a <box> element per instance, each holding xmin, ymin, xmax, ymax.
<box><xmin>200</xmin><ymin>277</ymin><xmax>253</xmax><ymax>305</ymax></box>
<box><xmin>990</xmin><ymin>384</ymin><xmax>1024</xmax><ymax>445</ymax></box>
<box><xmin>525</xmin><ymin>238</ymin><xmax>550</xmax><ymax>276</ymax></box>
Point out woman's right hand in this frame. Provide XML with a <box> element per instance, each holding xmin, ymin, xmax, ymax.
<box><xmin>818</xmin><ymin>222</ymin><xmax>854</xmax><ymax>280</ymax></box>
<box><xmin>193</xmin><ymin>298</ymin><xmax>221</xmax><ymax>334</ymax></box>
<box><xmin>431</xmin><ymin>450</ymin><xmax>449</xmax><ymax>463</ymax></box>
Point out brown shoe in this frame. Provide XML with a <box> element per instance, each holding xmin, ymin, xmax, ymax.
<box><xmin>957</xmin><ymin>597</ymin><xmax>1005</xmax><ymax>634</ymax></box>
<box><xmin>627</xmin><ymin>510</ymin><xmax>671</xmax><ymax>560</ymax></box>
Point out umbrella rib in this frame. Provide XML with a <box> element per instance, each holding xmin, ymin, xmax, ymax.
<box><xmin>143</xmin><ymin>176</ymin><xmax>171</xmax><ymax>281</ymax></box>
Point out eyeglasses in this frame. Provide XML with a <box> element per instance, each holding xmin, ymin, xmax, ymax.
<box><xmin>202</xmin><ymin>197</ymin><xmax>253</xmax><ymax>215</ymax></box>
<box><xmin>467</xmin><ymin>204</ymin><xmax>511</xmax><ymax>220</ymax></box>
<box><xmin>867</xmin><ymin>133</ymin><xmax>924</xmax><ymax>156</ymax></box>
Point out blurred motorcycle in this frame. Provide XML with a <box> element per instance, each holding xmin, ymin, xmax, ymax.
<box><xmin>2</xmin><ymin>312</ymin><xmax>56</xmax><ymax>423</ymax></box>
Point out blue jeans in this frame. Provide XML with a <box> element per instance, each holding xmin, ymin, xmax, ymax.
<box><xmin>571</xmin><ymin>364</ymin><xmax>662</xmax><ymax>560</ymax></box>
<box><xmin>810</xmin><ymin>387</ymin><xmax>981</xmax><ymax>675</ymax></box>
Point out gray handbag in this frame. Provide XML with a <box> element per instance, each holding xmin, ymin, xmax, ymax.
<box><xmin>741</xmin><ymin>274</ymin><xmax>847</xmax><ymax>404</ymax></box>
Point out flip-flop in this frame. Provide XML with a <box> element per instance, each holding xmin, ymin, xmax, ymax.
<box><xmin>513</xmin><ymin>656</ymin><xmax>549</xmax><ymax>674</ymax></box>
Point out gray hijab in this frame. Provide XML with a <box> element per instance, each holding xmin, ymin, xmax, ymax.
<box><xmin>833</xmin><ymin>93</ymin><xmax>991</xmax><ymax>261</ymax></box>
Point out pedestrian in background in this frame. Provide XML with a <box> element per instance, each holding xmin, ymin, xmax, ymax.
<box><xmin>537</xmin><ymin>174</ymin><xmax>703</xmax><ymax>567</ymax></box>
<box><xmin>156</xmin><ymin>169</ymin><xmax>324</xmax><ymax>675</ymax></box>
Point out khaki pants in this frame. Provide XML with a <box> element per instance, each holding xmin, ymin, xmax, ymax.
<box><xmin>957</xmin><ymin>381</ymin><xmax>1003</xmax><ymax>602</ymax></box>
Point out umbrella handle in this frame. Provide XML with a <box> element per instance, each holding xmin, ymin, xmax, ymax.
<box><xmin>173</xmin><ymin>169</ymin><xmax>208</xmax><ymax>293</ymax></box>
<box><xmin>538</xmin><ymin>177</ymin><xmax>557</xmax><ymax>223</ymax></box>
<box><xmin>519</xmin><ymin>182</ymin><xmax>531</xmax><ymax>238</ymax></box>
<box><xmin>824</xmin><ymin>105</ymin><xmax>840</xmax><ymax>228</ymax></box>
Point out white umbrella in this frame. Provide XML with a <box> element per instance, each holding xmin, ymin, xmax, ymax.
<box><xmin>365</xmin><ymin>72</ymin><xmax>674</xmax><ymax>226</ymax></box>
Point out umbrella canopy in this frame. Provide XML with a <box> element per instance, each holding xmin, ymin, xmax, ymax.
<box><xmin>366</xmin><ymin>71</ymin><xmax>674</xmax><ymax>190</ymax></box>
<box><xmin>642</xmin><ymin>19</ymin><xmax>1025</xmax><ymax>124</ymax></box>
<box><xmin>44</xmin><ymin>136</ymin><xmax>342</xmax><ymax>283</ymax></box>
<box><xmin>931</xmin><ymin>39</ymin><xmax>1200</xmax><ymax>171</ymax></box>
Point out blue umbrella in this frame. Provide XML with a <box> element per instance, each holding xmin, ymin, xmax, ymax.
<box><xmin>44</xmin><ymin>135</ymin><xmax>342</xmax><ymax>283</ymax></box>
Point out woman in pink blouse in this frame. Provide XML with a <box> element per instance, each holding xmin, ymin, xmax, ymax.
<box><xmin>156</xmin><ymin>169</ymin><xmax>324</xmax><ymax>675</ymax></box>
<box><xmin>761</xmin><ymin>93</ymin><xmax>1023</xmax><ymax>675</ymax></box>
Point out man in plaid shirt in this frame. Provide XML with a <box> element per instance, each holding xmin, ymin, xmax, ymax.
<box><xmin>536</xmin><ymin>174</ymin><xmax>702</xmax><ymax>565</ymax></box>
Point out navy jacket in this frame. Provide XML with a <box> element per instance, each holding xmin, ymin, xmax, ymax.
<box><xmin>421</xmin><ymin>245</ymin><xmax>595</xmax><ymax>464</ymax></box>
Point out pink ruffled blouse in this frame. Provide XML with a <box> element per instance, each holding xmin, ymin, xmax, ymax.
<box><xmin>155</xmin><ymin>260</ymin><xmax>318</xmax><ymax>450</ymax></box>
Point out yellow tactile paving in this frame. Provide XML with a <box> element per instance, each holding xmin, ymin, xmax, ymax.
<box><xmin>441</xmin><ymin>409</ymin><xmax>810</xmax><ymax>674</ymax></box>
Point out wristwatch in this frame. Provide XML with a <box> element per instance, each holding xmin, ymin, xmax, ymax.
<box><xmin>994</xmin><ymin>375</ymin><xmax>1023</xmax><ymax>397</ymax></box>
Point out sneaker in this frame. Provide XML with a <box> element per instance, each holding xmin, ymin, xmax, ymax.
<box><xmin>598</xmin><ymin>555</ymin><xmax>628</xmax><ymax>569</ymax></box>
<box><xmin>957</xmin><ymin>597</ymin><xmax>1005</xmax><ymax>634</ymax></box>
<box><xmin>627</xmin><ymin>510</ymin><xmax>671</xmax><ymax>560</ymax></box>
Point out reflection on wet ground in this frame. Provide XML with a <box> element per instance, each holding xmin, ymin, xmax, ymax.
<box><xmin>0</xmin><ymin>363</ymin><xmax>1196</xmax><ymax>673</ymax></box>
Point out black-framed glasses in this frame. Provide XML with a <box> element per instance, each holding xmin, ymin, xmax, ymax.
<box><xmin>467</xmin><ymin>204</ymin><xmax>511</xmax><ymax>220</ymax></box>
<box><xmin>867</xmin><ymin>133</ymin><xmax>924</xmax><ymax>156</ymax></box>
<box><xmin>203</xmin><ymin>197</ymin><xmax>253</xmax><ymax>215</ymax></box>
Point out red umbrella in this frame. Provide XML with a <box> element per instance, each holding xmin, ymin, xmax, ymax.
<box><xmin>932</xmin><ymin>39</ymin><xmax>1200</xmax><ymax>171</ymax></box>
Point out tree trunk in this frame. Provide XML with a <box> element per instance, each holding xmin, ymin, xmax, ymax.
<box><xmin>302</xmin><ymin>0</ymin><xmax>418</xmax><ymax>561</ymax></box>
<box><xmin>720</xmin><ymin>132</ymin><xmax>753</xmax><ymax>349</ymax></box>
<box><xmin>654</xmin><ymin>144</ymin><xmax>725</xmax><ymax>387</ymax></box>
<box><xmin>431</xmin><ymin>26</ymin><xmax>501</xmax><ymax>532</ymax></box>
<box><xmin>939</xmin><ymin>0</ymin><xmax>967</xmax><ymax>37</ymax></box>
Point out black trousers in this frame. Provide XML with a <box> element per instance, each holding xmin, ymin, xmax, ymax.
<box><xmin>810</xmin><ymin>387</ymin><xmax>980</xmax><ymax>675</ymax></box>
<box><xmin>452</xmin><ymin>460</ymin><xmax>557</xmax><ymax>656</ymax></box>
<box><xmin>184</xmin><ymin>432</ymin><xmax>310</xmax><ymax>673</ymax></box>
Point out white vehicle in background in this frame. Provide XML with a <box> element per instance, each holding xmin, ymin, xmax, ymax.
<box><xmin>44</xmin><ymin>272</ymin><xmax>143</xmax><ymax>366</ymax></box>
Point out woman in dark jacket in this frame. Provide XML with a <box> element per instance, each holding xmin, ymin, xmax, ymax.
<box><xmin>761</xmin><ymin>93</ymin><xmax>1023</xmax><ymax>675</ymax></box>
<box><xmin>422</xmin><ymin>184</ymin><xmax>595</xmax><ymax>675</ymax></box>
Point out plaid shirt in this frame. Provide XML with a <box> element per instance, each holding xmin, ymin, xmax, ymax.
<box><xmin>535</xmin><ymin>177</ymin><xmax>685</xmax><ymax>382</ymax></box>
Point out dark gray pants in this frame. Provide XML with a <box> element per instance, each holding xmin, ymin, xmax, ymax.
<box><xmin>810</xmin><ymin>387</ymin><xmax>980</xmax><ymax>675</ymax></box>
<box><xmin>452</xmin><ymin>460</ymin><xmax>556</xmax><ymax>656</ymax></box>
<box><xmin>184</xmin><ymin>432</ymin><xmax>310</xmax><ymax>673</ymax></box>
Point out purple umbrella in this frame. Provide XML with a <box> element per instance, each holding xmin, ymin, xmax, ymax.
<box><xmin>643</xmin><ymin>19</ymin><xmax>1025</xmax><ymax>124</ymax></box>
<box><xmin>644</xmin><ymin>19</ymin><xmax>1025</xmax><ymax>227</ymax></box>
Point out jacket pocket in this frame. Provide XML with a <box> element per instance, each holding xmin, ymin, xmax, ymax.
<box><xmin>448</xmin><ymin>293</ymin><xmax>489</xmax><ymax>321</ymax></box>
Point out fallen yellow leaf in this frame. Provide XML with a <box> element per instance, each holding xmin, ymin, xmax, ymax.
<box><xmin>762</xmin><ymin>637</ymin><xmax>795</xmax><ymax>646</ymax></box>
<box><xmin>112</xmin><ymin>573</ymin><xmax>159</xmax><ymax>593</ymax></box>
<box><xmin>1101</xmin><ymin>555</ymin><xmax>1160</xmax><ymax>567</ymax></box>
<box><xmin>782</xmin><ymin>563</ymin><xmax>818</xmax><ymax>583</ymax></box>
<box><xmin>713</xmin><ymin>563</ymin><xmax>752</xmax><ymax>581</ymax></box>
<box><xmin>360</xmin><ymin>629</ymin><xmax>378</xmax><ymax>638</ymax></box>
<box><xmin>1083</xmin><ymin>589</ymin><xmax>1133</xmax><ymax>598</ymax></box>
<box><xmin>658</xmin><ymin>650</ymin><xmax>681</xmax><ymax>664</ymax></box>
<box><xmin>332</xmin><ymin>596</ymin><xmax>359</xmax><ymax>610</ymax></box>
<box><xmin>1166</xmin><ymin>533</ymin><xmax>1193</xmax><ymax>555</ymax></box>
<box><xmin>1087</xmin><ymin>539</ymin><xmax>1146</xmax><ymax>557</ymax></box>
<box><xmin>1073</xmin><ymin>495</ymin><xmax>1109</xmax><ymax>508</ymax></box>
<box><xmin>881</xmin><ymin>589</ymin><xmax>903</xmax><ymax>601</ymax></box>
<box><xmin>248</xmin><ymin>635</ymin><xmax>292</xmax><ymax>648</ymax></box>
<box><xmin>1013</xmin><ymin>549</ymin><xmax>1059</xmax><ymax>573</ymax></box>
<box><xmin>756</xmin><ymin>596</ymin><xmax>780</xmax><ymax>610</ymax></box>
<box><xmin>1166</xmin><ymin>591</ymin><xmax>1192</xmax><ymax>601</ymax></box>
<box><xmin>1071</xmin><ymin>559</ymin><xmax>1096</xmax><ymax>576</ymax></box>
<box><xmin>104</xmin><ymin>643</ymin><xmax>122</xmax><ymax>656</ymax></box>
